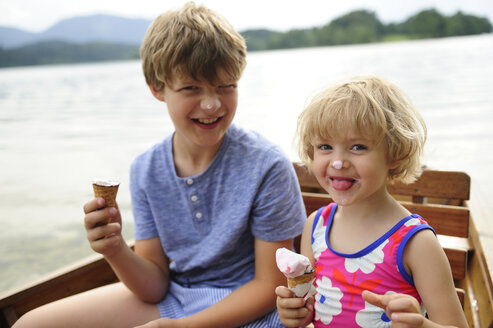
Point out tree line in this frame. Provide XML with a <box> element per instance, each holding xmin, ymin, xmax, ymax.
<box><xmin>243</xmin><ymin>9</ymin><xmax>492</xmax><ymax>50</ymax></box>
<box><xmin>0</xmin><ymin>8</ymin><xmax>491</xmax><ymax>68</ymax></box>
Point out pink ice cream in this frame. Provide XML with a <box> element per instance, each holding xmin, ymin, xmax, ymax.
<box><xmin>275</xmin><ymin>247</ymin><xmax>312</xmax><ymax>278</ymax></box>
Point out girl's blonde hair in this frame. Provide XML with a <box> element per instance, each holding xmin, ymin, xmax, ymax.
<box><xmin>140</xmin><ymin>2</ymin><xmax>247</xmax><ymax>91</ymax></box>
<box><xmin>297</xmin><ymin>76</ymin><xmax>427</xmax><ymax>184</ymax></box>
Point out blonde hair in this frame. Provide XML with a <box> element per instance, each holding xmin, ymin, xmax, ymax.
<box><xmin>297</xmin><ymin>76</ymin><xmax>427</xmax><ymax>184</ymax></box>
<box><xmin>140</xmin><ymin>2</ymin><xmax>247</xmax><ymax>91</ymax></box>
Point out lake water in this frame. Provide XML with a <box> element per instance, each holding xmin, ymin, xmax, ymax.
<box><xmin>1</xmin><ymin>34</ymin><xmax>492</xmax><ymax>293</ymax></box>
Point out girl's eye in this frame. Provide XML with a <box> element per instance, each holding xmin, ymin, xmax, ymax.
<box><xmin>318</xmin><ymin>144</ymin><xmax>332</xmax><ymax>151</ymax></box>
<box><xmin>351</xmin><ymin>144</ymin><xmax>367</xmax><ymax>151</ymax></box>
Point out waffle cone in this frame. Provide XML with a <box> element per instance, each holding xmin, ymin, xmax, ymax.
<box><xmin>287</xmin><ymin>271</ymin><xmax>315</xmax><ymax>288</ymax></box>
<box><xmin>92</xmin><ymin>183</ymin><xmax>119</xmax><ymax>207</ymax></box>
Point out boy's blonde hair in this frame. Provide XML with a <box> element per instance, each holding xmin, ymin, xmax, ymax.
<box><xmin>297</xmin><ymin>76</ymin><xmax>427</xmax><ymax>184</ymax></box>
<box><xmin>140</xmin><ymin>2</ymin><xmax>247</xmax><ymax>91</ymax></box>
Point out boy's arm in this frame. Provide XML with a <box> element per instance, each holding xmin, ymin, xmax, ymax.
<box><xmin>138</xmin><ymin>238</ymin><xmax>292</xmax><ymax>328</ymax></box>
<box><xmin>188</xmin><ymin>238</ymin><xmax>290</xmax><ymax>327</ymax></box>
<box><xmin>84</xmin><ymin>198</ymin><xmax>169</xmax><ymax>303</ymax></box>
<box><xmin>106</xmin><ymin>237</ymin><xmax>169</xmax><ymax>303</ymax></box>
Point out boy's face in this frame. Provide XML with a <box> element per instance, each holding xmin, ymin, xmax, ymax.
<box><xmin>311</xmin><ymin>129</ymin><xmax>393</xmax><ymax>207</ymax></box>
<box><xmin>157</xmin><ymin>69</ymin><xmax>238</xmax><ymax>152</ymax></box>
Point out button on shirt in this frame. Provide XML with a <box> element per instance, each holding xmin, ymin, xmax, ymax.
<box><xmin>130</xmin><ymin>125</ymin><xmax>306</xmax><ymax>289</ymax></box>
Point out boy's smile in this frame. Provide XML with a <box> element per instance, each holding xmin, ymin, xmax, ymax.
<box><xmin>192</xmin><ymin>116</ymin><xmax>224</xmax><ymax>128</ymax></box>
<box><xmin>149</xmin><ymin>69</ymin><xmax>238</xmax><ymax>153</ymax></box>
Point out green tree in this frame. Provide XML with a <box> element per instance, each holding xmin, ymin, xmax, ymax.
<box><xmin>445</xmin><ymin>11</ymin><xmax>492</xmax><ymax>36</ymax></box>
<box><xmin>316</xmin><ymin>10</ymin><xmax>384</xmax><ymax>45</ymax></box>
<box><xmin>402</xmin><ymin>8</ymin><xmax>447</xmax><ymax>38</ymax></box>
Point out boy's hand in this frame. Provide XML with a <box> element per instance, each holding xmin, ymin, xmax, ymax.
<box><xmin>83</xmin><ymin>197</ymin><xmax>124</xmax><ymax>257</ymax></box>
<box><xmin>362</xmin><ymin>290</ymin><xmax>426</xmax><ymax>328</ymax></box>
<box><xmin>275</xmin><ymin>286</ymin><xmax>314</xmax><ymax>327</ymax></box>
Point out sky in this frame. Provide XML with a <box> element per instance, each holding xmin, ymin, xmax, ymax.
<box><xmin>1</xmin><ymin>0</ymin><xmax>493</xmax><ymax>33</ymax></box>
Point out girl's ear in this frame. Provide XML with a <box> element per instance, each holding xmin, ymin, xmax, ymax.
<box><xmin>388</xmin><ymin>160</ymin><xmax>400</xmax><ymax>170</ymax></box>
<box><xmin>148</xmin><ymin>84</ymin><xmax>165</xmax><ymax>102</ymax></box>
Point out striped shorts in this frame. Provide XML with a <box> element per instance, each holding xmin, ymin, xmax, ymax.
<box><xmin>158</xmin><ymin>281</ymin><xmax>285</xmax><ymax>327</ymax></box>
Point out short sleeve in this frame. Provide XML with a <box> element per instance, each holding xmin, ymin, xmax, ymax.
<box><xmin>130</xmin><ymin>157</ymin><xmax>159</xmax><ymax>240</ymax></box>
<box><xmin>250</xmin><ymin>150</ymin><xmax>306</xmax><ymax>241</ymax></box>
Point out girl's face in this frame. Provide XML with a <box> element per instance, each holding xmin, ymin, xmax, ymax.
<box><xmin>312</xmin><ymin>129</ymin><xmax>393</xmax><ymax>207</ymax></box>
<box><xmin>153</xmin><ymin>69</ymin><xmax>238</xmax><ymax>152</ymax></box>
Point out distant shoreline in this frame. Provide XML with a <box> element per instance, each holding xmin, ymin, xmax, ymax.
<box><xmin>1</xmin><ymin>8</ymin><xmax>491</xmax><ymax>68</ymax></box>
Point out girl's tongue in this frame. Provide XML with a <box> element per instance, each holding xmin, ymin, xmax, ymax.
<box><xmin>331</xmin><ymin>177</ymin><xmax>355</xmax><ymax>191</ymax></box>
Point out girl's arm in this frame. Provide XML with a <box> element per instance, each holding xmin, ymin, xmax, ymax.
<box><xmin>276</xmin><ymin>212</ymin><xmax>316</xmax><ymax>327</ymax></box>
<box><xmin>404</xmin><ymin>229</ymin><xmax>468</xmax><ymax>327</ymax></box>
<box><xmin>365</xmin><ymin>229</ymin><xmax>469</xmax><ymax>328</ymax></box>
<box><xmin>84</xmin><ymin>198</ymin><xmax>169</xmax><ymax>303</ymax></box>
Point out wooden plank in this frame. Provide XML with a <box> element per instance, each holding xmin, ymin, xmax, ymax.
<box><xmin>400</xmin><ymin>202</ymin><xmax>470</xmax><ymax>238</ymax></box>
<box><xmin>293</xmin><ymin>163</ymin><xmax>325</xmax><ymax>193</ymax></box>
<box><xmin>467</xmin><ymin>219</ymin><xmax>493</xmax><ymax>327</ymax></box>
<box><xmin>301</xmin><ymin>192</ymin><xmax>332</xmax><ymax>216</ymax></box>
<box><xmin>388</xmin><ymin>170</ymin><xmax>470</xmax><ymax>202</ymax></box>
<box><xmin>302</xmin><ymin>194</ymin><xmax>470</xmax><ymax>238</ymax></box>
<box><xmin>294</xmin><ymin>164</ymin><xmax>471</xmax><ymax>203</ymax></box>
<box><xmin>0</xmin><ymin>254</ymin><xmax>118</xmax><ymax>322</ymax></box>
<box><xmin>1</xmin><ymin>306</ymin><xmax>17</xmax><ymax>327</ymax></box>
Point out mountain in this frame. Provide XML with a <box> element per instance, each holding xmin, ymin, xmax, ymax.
<box><xmin>0</xmin><ymin>15</ymin><xmax>152</xmax><ymax>49</ymax></box>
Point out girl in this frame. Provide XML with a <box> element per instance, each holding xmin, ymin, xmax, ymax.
<box><xmin>276</xmin><ymin>76</ymin><xmax>468</xmax><ymax>327</ymax></box>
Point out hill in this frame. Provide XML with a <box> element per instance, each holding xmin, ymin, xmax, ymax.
<box><xmin>0</xmin><ymin>14</ymin><xmax>151</xmax><ymax>49</ymax></box>
<box><xmin>0</xmin><ymin>9</ymin><xmax>491</xmax><ymax>67</ymax></box>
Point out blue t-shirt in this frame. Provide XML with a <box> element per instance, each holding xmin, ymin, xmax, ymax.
<box><xmin>130</xmin><ymin>124</ymin><xmax>306</xmax><ymax>289</ymax></box>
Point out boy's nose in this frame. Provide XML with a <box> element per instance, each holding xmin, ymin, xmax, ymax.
<box><xmin>201</xmin><ymin>97</ymin><xmax>221</xmax><ymax>112</ymax></box>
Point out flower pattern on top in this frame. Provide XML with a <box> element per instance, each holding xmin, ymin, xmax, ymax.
<box><xmin>355</xmin><ymin>291</ymin><xmax>395</xmax><ymax>328</ymax></box>
<box><xmin>312</xmin><ymin>213</ymin><xmax>328</xmax><ymax>260</ymax></box>
<box><xmin>345</xmin><ymin>239</ymin><xmax>388</xmax><ymax>274</ymax></box>
<box><xmin>405</xmin><ymin>218</ymin><xmax>421</xmax><ymax>227</ymax></box>
<box><xmin>314</xmin><ymin>276</ymin><xmax>343</xmax><ymax>325</ymax></box>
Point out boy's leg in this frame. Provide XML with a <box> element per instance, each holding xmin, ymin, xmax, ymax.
<box><xmin>13</xmin><ymin>282</ymin><xmax>160</xmax><ymax>328</ymax></box>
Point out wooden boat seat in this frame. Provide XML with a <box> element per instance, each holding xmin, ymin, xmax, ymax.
<box><xmin>293</xmin><ymin>163</ymin><xmax>471</xmax><ymax>308</ymax></box>
<box><xmin>2</xmin><ymin>164</ymin><xmax>491</xmax><ymax>327</ymax></box>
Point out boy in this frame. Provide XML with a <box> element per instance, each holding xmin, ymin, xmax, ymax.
<box><xmin>14</xmin><ymin>2</ymin><xmax>305</xmax><ymax>327</ymax></box>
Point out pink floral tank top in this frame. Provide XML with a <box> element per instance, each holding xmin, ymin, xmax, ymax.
<box><xmin>311</xmin><ymin>203</ymin><xmax>432</xmax><ymax>327</ymax></box>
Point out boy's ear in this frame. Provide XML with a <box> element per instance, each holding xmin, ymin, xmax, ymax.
<box><xmin>148</xmin><ymin>84</ymin><xmax>165</xmax><ymax>102</ymax></box>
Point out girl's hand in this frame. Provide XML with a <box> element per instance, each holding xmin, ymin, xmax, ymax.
<box><xmin>83</xmin><ymin>197</ymin><xmax>124</xmax><ymax>257</ymax></box>
<box><xmin>275</xmin><ymin>286</ymin><xmax>314</xmax><ymax>327</ymax></box>
<box><xmin>362</xmin><ymin>290</ymin><xmax>426</xmax><ymax>328</ymax></box>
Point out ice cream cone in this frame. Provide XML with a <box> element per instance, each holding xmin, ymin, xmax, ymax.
<box><xmin>92</xmin><ymin>179</ymin><xmax>119</xmax><ymax>208</ymax></box>
<box><xmin>287</xmin><ymin>271</ymin><xmax>315</xmax><ymax>297</ymax></box>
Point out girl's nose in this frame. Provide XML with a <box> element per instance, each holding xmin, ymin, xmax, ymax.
<box><xmin>332</xmin><ymin>160</ymin><xmax>347</xmax><ymax>170</ymax></box>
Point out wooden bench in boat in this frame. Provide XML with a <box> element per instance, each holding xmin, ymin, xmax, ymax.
<box><xmin>0</xmin><ymin>164</ymin><xmax>492</xmax><ymax>327</ymax></box>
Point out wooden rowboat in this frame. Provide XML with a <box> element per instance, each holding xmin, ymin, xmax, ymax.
<box><xmin>1</xmin><ymin>164</ymin><xmax>492</xmax><ymax>327</ymax></box>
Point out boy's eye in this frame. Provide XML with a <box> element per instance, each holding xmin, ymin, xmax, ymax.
<box><xmin>218</xmin><ymin>84</ymin><xmax>237</xmax><ymax>93</ymax></box>
<box><xmin>182</xmin><ymin>85</ymin><xmax>198</xmax><ymax>91</ymax></box>
<box><xmin>219</xmin><ymin>83</ymin><xmax>236</xmax><ymax>89</ymax></box>
<box><xmin>351</xmin><ymin>144</ymin><xmax>367</xmax><ymax>151</ymax></box>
